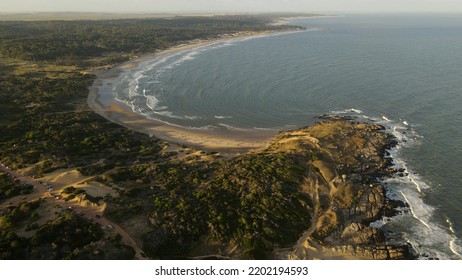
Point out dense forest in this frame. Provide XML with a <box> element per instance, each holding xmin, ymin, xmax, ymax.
<box><xmin>0</xmin><ymin>16</ymin><xmax>296</xmax><ymax>62</ymax></box>
<box><xmin>0</xmin><ymin>72</ymin><xmax>165</xmax><ymax>173</ymax></box>
<box><xmin>105</xmin><ymin>152</ymin><xmax>312</xmax><ymax>258</ymax></box>
<box><xmin>0</xmin><ymin>200</ymin><xmax>135</xmax><ymax>259</ymax></box>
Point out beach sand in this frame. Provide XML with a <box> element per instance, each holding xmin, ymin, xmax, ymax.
<box><xmin>87</xmin><ymin>31</ymin><xmax>294</xmax><ymax>155</ymax></box>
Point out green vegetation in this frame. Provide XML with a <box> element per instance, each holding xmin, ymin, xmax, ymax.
<box><xmin>0</xmin><ymin>208</ymin><xmax>135</xmax><ymax>259</ymax></box>
<box><xmin>0</xmin><ymin>16</ymin><xmax>296</xmax><ymax>64</ymax></box>
<box><xmin>0</xmin><ymin>15</ymin><xmax>315</xmax><ymax>259</ymax></box>
<box><xmin>104</xmin><ymin>153</ymin><xmax>312</xmax><ymax>259</ymax></box>
<box><xmin>0</xmin><ymin>14</ymin><xmax>298</xmax><ymax>173</ymax></box>
<box><xmin>0</xmin><ymin>172</ymin><xmax>33</xmax><ymax>202</ymax></box>
<box><xmin>0</xmin><ymin>199</ymin><xmax>41</xmax><ymax>230</ymax></box>
<box><xmin>0</xmin><ymin>71</ymin><xmax>163</xmax><ymax>173</ymax></box>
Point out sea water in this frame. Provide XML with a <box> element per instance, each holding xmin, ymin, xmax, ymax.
<box><xmin>112</xmin><ymin>14</ymin><xmax>462</xmax><ymax>259</ymax></box>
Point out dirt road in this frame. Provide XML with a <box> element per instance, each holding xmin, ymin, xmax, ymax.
<box><xmin>0</xmin><ymin>164</ymin><xmax>147</xmax><ymax>259</ymax></box>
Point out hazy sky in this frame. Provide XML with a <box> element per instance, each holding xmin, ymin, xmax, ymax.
<box><xmin>1</xmin><ymin>0</ymin><xmax>462</xmax><ymax>13</ymax></box>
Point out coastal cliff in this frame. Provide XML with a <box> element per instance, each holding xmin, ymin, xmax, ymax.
<box><xmin>265</xmin><ymin>116</ymin><xmax>412</xmax><ymax>259</ymax></box>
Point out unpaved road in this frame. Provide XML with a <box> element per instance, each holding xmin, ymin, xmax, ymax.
<box><xmin>0</xmin><ymin>164</ymin><xmax>146</xmax><ymax>259</ymax></box>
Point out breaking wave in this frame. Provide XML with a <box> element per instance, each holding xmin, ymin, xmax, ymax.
<box><xmin>331</xmin><ymin>109</ymin><xmax>462</xmax><ymax>260</ymax></box>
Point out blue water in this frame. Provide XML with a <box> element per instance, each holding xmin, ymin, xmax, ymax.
<box><xmin>113</xmin><ymin>14</ymin><xmax>462</xmax><ymax>259</ymax></box>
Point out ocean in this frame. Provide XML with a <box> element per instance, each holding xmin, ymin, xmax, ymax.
<box><xmin>112</xmin><ymin>14</ymin><xmax>462</xmax><ymax>259</ymax></box>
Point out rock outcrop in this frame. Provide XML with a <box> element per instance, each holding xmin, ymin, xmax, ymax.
<box><xmin>267</xmin><ymin>116</ymin><xmax>413</xmax><ymax>260</ymax></box>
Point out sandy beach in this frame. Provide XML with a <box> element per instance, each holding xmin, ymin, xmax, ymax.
<box><xmin>87</xmin><ymin>31</ymin><xmax>296</xmax><ymax>154</ymax></box>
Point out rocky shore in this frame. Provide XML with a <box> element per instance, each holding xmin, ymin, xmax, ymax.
<box><xmin>267</xmin><ymin>116</ymin><xmax>415</xmax><ymax>259</ymax></box>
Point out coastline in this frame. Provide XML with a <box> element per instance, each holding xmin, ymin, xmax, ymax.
<box><xmin>3</xmin><ymin>14</ymin><xmax>459</xmax><ymax>261</ymax></box>
<box><xmin>87</xmin><ymin>30</ymin><xmax>302</xmax><ymax>155</ymax></box>
<box><xmin>267</xmin><ymin>116</ymin><xmax>415</xmax><ymax>260</ymax></box>
<box><xmin>85</xmin><ymin>26</ymin><xmax>417</xmax><ymax>259</ymax></box>
<box><xmin>270</xmin><ymin>14</ymin><xmax>343</xmax><ymax>26</ymax></box>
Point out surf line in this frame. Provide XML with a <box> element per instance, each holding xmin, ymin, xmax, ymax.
<box><xmin>446</xmin><ymin>218</ymin><xmax>462</xmax><ymax>258</ymax></box>
<box><xmin>400</xmin><ymin>190</ymin><xmax>431</xmax><ymax>230</ymax></box>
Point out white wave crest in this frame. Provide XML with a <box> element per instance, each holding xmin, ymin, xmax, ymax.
<box><xmin>218</xmin><ymin>123</ymin><xmax>251</xmax><ymax>131</ymax></box>
<box><xmin>361</xmin><ymin>114</ymin><xmax>462</xmax><ymax>259</ymax></box>
<box><xmin>446</xmin><ymin>218</ymin><xmax>462</xmax><ymax>258</ymax></box>
<box><xmin>184</xmin><ymin>115</ymin><xmax>200</xmax><ymax>120</ymax></box>
<box><xmin>399</xmin><ymin>190</ymin><xmax>432</xmax><ymax>230</ymax></box>
<box><xmin>330</xmin><ymin>108</ymin><xmax>363</xmax><ymax>114</ymax></box>
<box><xmin>145</xmin><ymin>95</ymin><xmax>159</xmax><ymax>111</ymax></box>
<box><xmin>253</xmin><ymin>127</ymin><xmax>277</xmax><ymax>131</ymax></box>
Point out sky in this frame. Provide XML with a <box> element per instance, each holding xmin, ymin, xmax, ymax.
<box><xmin>1</xmin><ymin>0</ymin><xmax>462</xmax><ymax>13</ymax></box>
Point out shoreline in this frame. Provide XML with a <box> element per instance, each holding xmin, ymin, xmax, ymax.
<box><xmin>270</xmin><ymin>14</ymin><xmax>343</xmax><ymax>26</ymax></box>
<box><xmin>85</xmin><ymin>25</ymin><xmax>415</xmax><ymax>259</ymax></box>
<box><xmin>87</xmin><ymin>26</ymin><xmax>416</xmax><ymax>259</ymax></box>
<box><xmin>269</xmin><ymin>116</ymin><xmax>415</xmax><ymax>260</ymax></box>
<box><xmin>87</xmin><ymin>30</ymin><xmax>304</xmax><ymax>155</ymax></box>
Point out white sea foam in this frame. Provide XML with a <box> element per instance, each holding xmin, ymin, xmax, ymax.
<box><xmin>156</xmin><ymin>105</ymin><xmax>168</xmax><ymax>111</ymax></box>
<box><xmin>449</xmin><ymin>239</ymin><xmax>462</xmax><ymax>258</ymax></box>
<box><xmin>117</xmin><ymin>30</ymin><xmax>311</xmax><ymax>124</ymax></box>
<box><xmin>234</xmin><ymin>29</ymin><xmax>307</xmax><ymax>43</ymax></box>
<box><xmin>161</xmin><ymin>50</ymin><xmax>200</xmax><ymax>71</ymax></box>
<box><xmin>364</xmin><ymin>114</ymin><xmax>462</xmax><ymax>259</ymax></box>
<box><xmin>382</xmin><ymin>115</ymin><xmax>391</xmax><ymax>122</ymax></box>
<box><xmin>184</xmin><ymin>115</ymin><xmax>200</xmax><ymax>120</ymax></box>
<box><xmin>150</xmin><ymin>40</ymin><xmax>238</xmax><ymax>75</ymax></box>
<box><xmin>189</xmin><ymin>125</ymin><xmax>219</xmax><ymax>131</ymax></box>
<box><xmin>122</xmin><ymin>55</ymin><xmax>183</xmax><ymax>113</ymax></box>
<box><xmin>122</xmin><ymin>46</ymin><xmax>224</xmax><ymax>115</ymax></box>
<box><xmin>145</xmin><ymin>95</ymin><xmax>159</xmax><ymax>110</ymax></box>
<box><xmin>399</xmin><ymin>190</ymin><xmax>432</xmax><ymax>230</ymax></box>
<box><xmin>387</xmin><ymin>152</ymin><xmax>430</xmax><ymax>193</ymax></box>
<box><xmin>218</xmin><ymin>123</ymin><xmax>251</xmax><ymax>131</ymax></box>
<box><xmin>142</xmin><ymin>115</ymin><xmax>187</xmax><ymax>128</ymax></box>
<box><xmin>253</xmin><ymin>127</ymin><xmax>277</xmax><ymax>131</ymax></box>
<box><xmin>127</xmin><ymin>71</ymin><xmax>145</xmax><ymax>98</ymax></box>
<box><xmin>105</xmin><ymin>24</ymin><xmax>462</xmax><ymax>259</ymax></box>
<box><xmin>124</xmin><ymin>39</ymin><xmax>286</xmax><ymax>123</ymax></box>
<box><xmin>330</xmin><ymin>108</ymin><xmax>363</xmax><ymax>114</ymax></box>
<box><xmin>114</xmin><ymin>97</ymin><xmax>136</xmax><ymax>112</ymax></box>
<box><xmin>326</xmin><ymin>109</ymin><xmax>460</xmax><ymax>259</ymax></box>
<box><xmin>447</xmin><ymin>218</ymin><xmax>462</xmax><ymax>258</ymax></box>
<box><xmin>146</xmin><ymin>109</ymin><xmax>200</xmax><ymax>121</ymax></box>
<box><xmin>153</xmin><ymin>110</ymin><xmax>175</xmax><ymax>118</ymax></box>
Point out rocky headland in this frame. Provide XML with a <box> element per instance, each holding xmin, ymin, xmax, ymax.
<box><xmin>266</xmin><ymin>116</ymin><xmax>413</xmax><ymax>259</ymax></box>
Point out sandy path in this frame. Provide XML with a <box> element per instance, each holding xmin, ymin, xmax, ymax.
<box><xmin>0</xmin><ymin>164</ymin><xmax>147</xmax><ymax>259</ymax></box>
<box><xmin>52</xmin><ymin>199</ymin><xmax>146</xmax><ymax>260</ymax></box>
